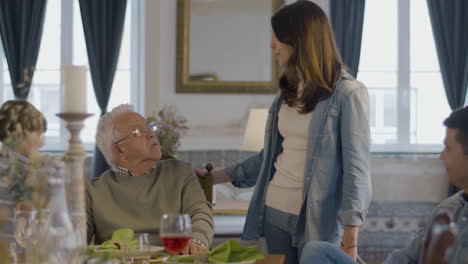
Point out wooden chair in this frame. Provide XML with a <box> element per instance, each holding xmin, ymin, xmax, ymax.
<box><xmin>198</xmin><ymin>163</ymin><xmax>214</xmax><ymax>205</ymax></box>
<box><xmin>420</xmin><ymin>210</ymin><xmax>457</xmax><ymax>264</ymax></box>
<box><xmin>350</xmin><ymin>211</ymin><xmax>456</xmax><ymax>264</ymax></box>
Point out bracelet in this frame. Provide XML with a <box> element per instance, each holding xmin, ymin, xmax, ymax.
<box><xmin>340</xmin><ymin>242</ymin><xmax>358</xmax><ymax>249</ymax></box>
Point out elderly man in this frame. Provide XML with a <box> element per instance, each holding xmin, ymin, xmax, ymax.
<box><xmin>300</xmin><ymin>106</ymin><xmax>468</xmax><ymax>264</ymax></box>
<box><xmin>86</xmin><ymin>104</ymin><xmax>213</xmax><ymax>254</ymax></box>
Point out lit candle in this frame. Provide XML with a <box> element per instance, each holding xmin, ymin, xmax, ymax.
<box><xmin>61</xmin><ymin>65</ymin><xmax>87</xmax><ymax>113</ymax></box>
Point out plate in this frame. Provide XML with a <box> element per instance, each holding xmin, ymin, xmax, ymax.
<box><xmin>163</xmin><ymin>257</ymin><xmax>256</xmax><ymax>264</ymax></box>
<box><xmin>93</xmin><ymin>245</ymin><xmax>164</xmax><ymax>258</ymax></box>
<box><xmin>163</xmin><ymin>260</ymin><xmax>255</xmax><ymax>264</ymax></box>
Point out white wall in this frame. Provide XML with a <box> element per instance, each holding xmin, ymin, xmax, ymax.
<box><xmin>190</xmin><ymin>0</ymin><xmax>272</xmax><ymax>81</ymax></box>
<box><xmin>145</xmin><ymin>0</ymin><xmax>275</xmax><ymax>150</ymax></box>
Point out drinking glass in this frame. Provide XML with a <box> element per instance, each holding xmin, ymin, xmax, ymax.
<box><xmin>125</xmin><ymin>233</ymin><xmax>151</xmax><ymax>264</ymax></box>
<box><xmin>13</xmin><ymin>209</ymin><xmax>37</xmax><ymax>248</ymax></box>
<box><xmin>70</xmin><ymin>212</ymin><xmax>87</xmax><ymax>246</ymax></box>
<box><xmin>159</xmin><ymin>214</ymin><xmax>191</xmax><ymax>255</ymax></box>
<box><xmin>9</xmin><ymin>242</ymin><xmax>17</xmax><ymax>264</ymax></box>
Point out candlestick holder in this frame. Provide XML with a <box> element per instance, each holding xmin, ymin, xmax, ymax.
<box><xmin>56</xmin><ymin>113</ymin><xmax>93</xmax><ymax>247</ymax></box>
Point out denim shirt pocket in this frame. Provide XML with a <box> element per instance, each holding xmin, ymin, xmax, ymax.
<box><xmin>307</xmin><ymin>198</ymin><xmax>342</xmax><ymax>242</ymax></box>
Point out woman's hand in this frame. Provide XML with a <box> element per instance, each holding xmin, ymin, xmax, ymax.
<box><xmin>194</xmin><ymin>168</ymin><xmax>231</xmax><ymax>184</ymax></box>
<box><xmin>194</xmin><ymin>168</ymin><xmax>208</xmax><ymax>178</ymax></box>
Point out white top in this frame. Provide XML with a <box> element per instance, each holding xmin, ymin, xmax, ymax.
<box><xmin>265</xmin><ymin>101</ymin><xmax>312</xmax><ymax>215</ymax></box>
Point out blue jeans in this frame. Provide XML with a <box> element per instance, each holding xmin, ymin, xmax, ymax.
<box><xmin>264</xmin><ymin>206</ymin><xmax>302</xmax><ymax>264</ymax></box>
<box><xmin>300</xmin><ymin>241</ymin><xmax>356</xmax><ymax>264</ymax></box>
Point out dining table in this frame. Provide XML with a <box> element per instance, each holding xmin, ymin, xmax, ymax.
<box><xmin>146</xmin><ymin>254</ymin><xmax>285</xmax><ymax>263</ymax></box>
<box><xmin>256</xmin><ymin>254</ymin><xmax>285</xmax><ymax>264</ymax></box>
<box><xmin>148</xmin><ymin>254</ymin><xmax>285</xmax><ymax>264</ymax></box>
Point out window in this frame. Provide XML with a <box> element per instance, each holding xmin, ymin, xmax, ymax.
<box><xmin>0</xmin><ymin>0</ymin><xmax>143</xmax><ymax>151</ymax></box>
<box><xmin>359</xmin><ymin>0</ymin><xmax>452</xmax><ymax>152</ymax></box>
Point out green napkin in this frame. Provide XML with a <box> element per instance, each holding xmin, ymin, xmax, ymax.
<box><xmin>112</xmin><ymin>228</ymin><xmax>134</xmax><ymax>241</ymax></box>
<box><xmin>97</xmin><ymin>228</ymin><xmax>139</xmax><ymax>250</ymax></box>
<box><xmin>99</xmin><ymin>240</ymin><xmax>119</xmax><ymax>250</ymax></box>
<box><xmin>167</xmin><ymin>240</ymin><xmax>264</xmax><ymax>263</ymax></box>
<box><xmin>208</xmin><ymin>240</ymin><xmax>264</xmax><ymax>263</ymax></box>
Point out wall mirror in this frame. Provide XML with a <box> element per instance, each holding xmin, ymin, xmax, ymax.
<box><xmin>176</xmin><ymin>0</ymin><xmax>284</xmax><ymax>94</ymax></box>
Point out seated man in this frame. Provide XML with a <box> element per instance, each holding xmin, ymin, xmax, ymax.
<box><xmin>86</xmin><ymin>104</ymin><xmax>213</xmax><ymax>255</ymax></box>
<box><xmin>300</xmin><ymin>106</ymin><xmax>468</xmax><ymax>264</ymax></box>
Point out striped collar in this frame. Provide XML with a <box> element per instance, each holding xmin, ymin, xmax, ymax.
<box><xmin>113</xmin><ymin>165</ymin><xmax>155</xmax><ymax>177</ymax></box>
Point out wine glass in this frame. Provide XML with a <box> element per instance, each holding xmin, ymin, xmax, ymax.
<box><xmin>13</xmin><ymin>209</ymin><xmax>37</xmax><ymax>248</ymax></box>
<box><xmin>159</xmin><ymin>214</ymin><xmax>191</xmax><ymax>255</ymax></box>
<box><xmin>9</xmin><ymin>242</ymin><xmax>17</xmax><ymax>264</ymax></box>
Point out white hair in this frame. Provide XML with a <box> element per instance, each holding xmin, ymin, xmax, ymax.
<box><xmin>96</xmin><ymin>104</ymin><xmax>135</xmax><ymax>166</ymax></box>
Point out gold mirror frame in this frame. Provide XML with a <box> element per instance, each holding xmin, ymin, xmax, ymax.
<box><xmin>176</xmin><ymin>0</ymin><xmax>283</xmax><ymax>94</ymax></box>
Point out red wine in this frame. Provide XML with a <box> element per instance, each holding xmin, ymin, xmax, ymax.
<box><xmin>160</xmin><ymin>236</ymin><xmax>190</xmax><ymax>254</ymax></box>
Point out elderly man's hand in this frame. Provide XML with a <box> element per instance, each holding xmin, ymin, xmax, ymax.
<box><xmin>195</xmin><ymin>168</ymin><xmax>232</xmax><ymax>185</ymax></box>
<box><xmin>181</xmin><ymin>239</ymin><xmax>208</xmax><ymax>255</ymax></box>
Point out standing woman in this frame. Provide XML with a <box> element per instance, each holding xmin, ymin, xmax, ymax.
<box><xmin>197</xmin><ymin>1</ymin><xmax>371</xmax><ymax>263</ymax></box>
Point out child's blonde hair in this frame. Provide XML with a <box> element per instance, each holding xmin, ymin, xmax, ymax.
<box><xmin>0</xmin><ymin>100</ymin><xmax>47</xmax><ymax>142</ymax></box>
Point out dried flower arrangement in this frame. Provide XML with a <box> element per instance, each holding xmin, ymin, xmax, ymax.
<box><xmin>147</xmin><ymin>106</ymin><xmax>189</xmax><ymax>158</ymax></box>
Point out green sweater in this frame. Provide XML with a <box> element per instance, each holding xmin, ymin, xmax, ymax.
<box><xmin>86</xmin><ymin>159</ymin><xmax>214</xmax><ymax>248</ymax></box>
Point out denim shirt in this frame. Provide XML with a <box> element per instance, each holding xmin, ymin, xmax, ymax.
<box><xmin>385</xmin><ymin>191</ymin><xmax>468</xmax><ymax>264</ymax></box>
<box><xmin>226</xmin><ymin>72</ymin><xmax>372</xmax><ymax>247</ymax></box>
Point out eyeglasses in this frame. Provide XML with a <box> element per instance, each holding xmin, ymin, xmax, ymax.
<box><xmin>114</xmin><ymin>122</ymin><xmax>157</xmax><ymax>144</ymax></box>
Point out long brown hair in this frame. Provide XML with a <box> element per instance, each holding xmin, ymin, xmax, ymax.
<box><xmin>271</xmin><ymin>1</ymin><xmax>344</xmax><ymax>113</ymax></box>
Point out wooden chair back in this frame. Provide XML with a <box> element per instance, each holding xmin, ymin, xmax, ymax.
<box><xmin>420</xmin><ymin>210</ymin><xmax>457</xmax><ymax>264</ymax></box>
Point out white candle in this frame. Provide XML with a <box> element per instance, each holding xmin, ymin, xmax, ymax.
<box><xmin>61</xmin><ymin>65</ymin><xmax>88</xmax><ymax>113</ymax></box>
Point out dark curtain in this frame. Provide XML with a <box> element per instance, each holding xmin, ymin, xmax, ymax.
<box><xmin>427</xmin><ymin>0</ymin><xmax>468</xmax><ymax>196</ymax></box>
<box><xmin>0</xmin><ymin>0</ymin><xmax>47</xmax><ymax>99</ymax></box>
<box><xmin>330</xmin><ymin>0</ymin><xmax>366</xmax><ymax>78</ymax></box>
<box><xmin>79</xmin><ymin>0</ymin><xmax>127</xmax><ymax>178</ymax></box>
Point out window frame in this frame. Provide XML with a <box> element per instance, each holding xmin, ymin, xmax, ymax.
<box><xmin>0</xmin><ymin>0</ymin><xmax>145</xmax><ymax>152</ymax></box>
<box><xmin>367</xmin><ymin>0</ymin><xmax>444</xmax><ymax>154</ymax></box>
